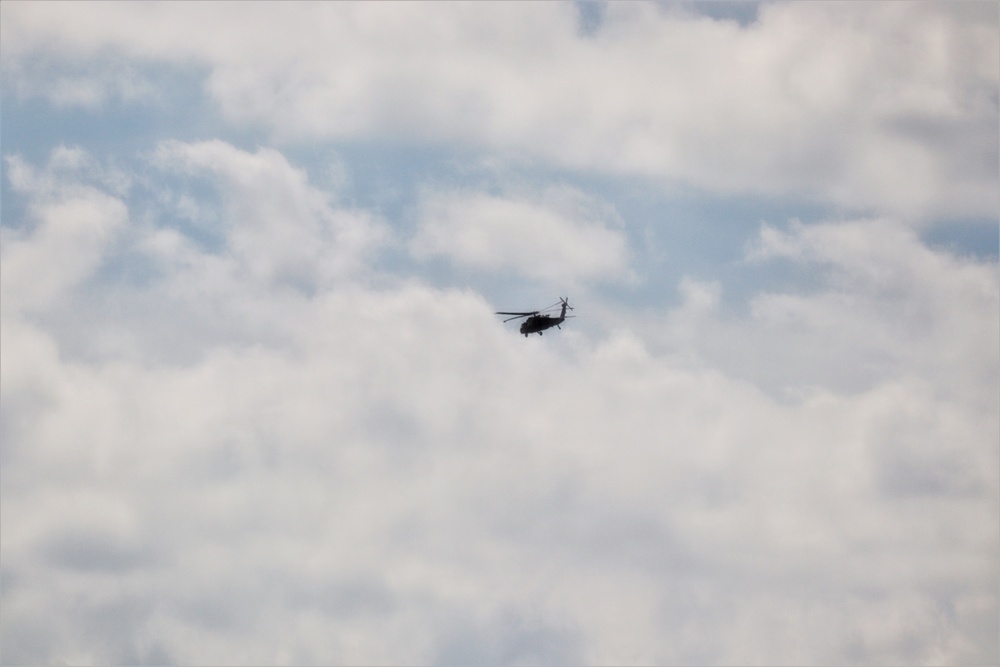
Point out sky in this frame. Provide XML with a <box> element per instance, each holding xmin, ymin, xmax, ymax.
<box><xmin>0</xmin><ymin>2</ymin><xmax>997</xmax><ymax>665</ymax></box>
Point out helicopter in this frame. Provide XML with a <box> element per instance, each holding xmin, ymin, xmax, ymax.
<box><xmin>496</xmin><ymin>298</ymin><xmax>575</xmax><ymax>337</ymax></box>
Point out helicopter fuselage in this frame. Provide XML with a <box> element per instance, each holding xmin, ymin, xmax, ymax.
<box><xmin>519</xmin><ymin>314</ymin><xmax>564</xmax><ymax>336</ymax></box>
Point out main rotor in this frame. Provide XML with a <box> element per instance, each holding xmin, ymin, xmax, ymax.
<box><xmin>495</xmin><ymin>297</ymin><xmax>573</xmax><ymax>322</ymax></box>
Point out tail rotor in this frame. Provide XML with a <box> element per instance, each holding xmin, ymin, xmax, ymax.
<box><xmin>559</xmin><ymin>297</ymin><xmax>574</xmax><ymax>319</ymax></box>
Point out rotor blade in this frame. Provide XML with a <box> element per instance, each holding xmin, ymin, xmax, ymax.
<box><xmin>495</xmin><ymin>311</ymin><xmax>538</xmax><ymax>316</ymax></box>
<box><xmin>496</xmin><ymin>311</ymin><xmax>538</xmax><ymax>323</ymax></box>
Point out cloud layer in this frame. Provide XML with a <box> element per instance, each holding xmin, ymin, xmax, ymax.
<box><xmin>2</xmin><ymin>2</ymin><xmax>997</xmax><ymax>664</ymax></box>
<box><xmin>412</xmin><ymin>186</ymin><xmax>629</xmax><ymax>286</ymax></box>
<box><xmin>3</xmin><ymin>1</ymin><xmax>997</xmax><ymax>217</ymax></box>
<box><xmin>2</xmin><ymin>144</ymin><xmax>996</xmax><ymax>665</ymax></box>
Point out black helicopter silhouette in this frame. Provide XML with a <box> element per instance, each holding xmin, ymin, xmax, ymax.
<box><xmin>496</xmin><ymin>298</ymin><xmax>575</xmax><ymax>336</ymax></box>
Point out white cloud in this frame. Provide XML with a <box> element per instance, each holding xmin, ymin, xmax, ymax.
<box><xmin>1</xmin><ymin>153</ymin><xmax>128</xmax><ymax>313</ymax></box>
<box><xmin>2</xmin><ymin>59</ymin><xmax>155</xmax><ymax>109</ymax></box>
<box><xmin>5</xmin><ymin>145</ymin><xmax>131</xmax><ymax>198</ymax></box>
<box><xmin>149</xmin><ymin>139</ymin><xmax>387</xmax><ymax>292</ymax></box>
<box><xmin>2</xmin><ymin>149</ymin><xmax>996</xmax><ymax>664</ymax></box>
<box><xmin>3</xmin><ymin>0</ymin><xmax>996</xmax><ymax>661</ymax></box>
<box><xmin>2</xmin><ymin>1</ymin><xmax>995</xmax><ymax>218</ymax></box>
<box><xmin>650</xmin><ymin>217</ymin><xmax>1000</xmax><ymax>408</ymax></box>
<box><xmin>411</xmin><ymin>185</ymin><xmax>630</xmax><ymax>286</ymax></box>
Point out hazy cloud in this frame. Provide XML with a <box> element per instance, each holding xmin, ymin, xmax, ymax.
<box><xmin>1</xmin><ymin>3</ymin><xmax>996</xmax><ymax>665</ymax></box>
<box><xmin>412</xmin><ymin>185</ymin><xmax>630</xmax><ymax>286</ymax></box>
<box><xmin>150</xmin><ymin>140</ymin><xmax>387</xmax><ymax>291</ymax></box>
<box><xmin>1</xmin><ymin>153</ymin><xmax>128</xmax><ymax>312</ymax></box>
<box><xmin>3</xmin><ymin>1</ymin><xmax>996</xmax><ymax>217</ymax></box>
<box><xmin>2</xmin><ymin>147</ymin><xmax>996</xmax><ymax>664</ymax></box>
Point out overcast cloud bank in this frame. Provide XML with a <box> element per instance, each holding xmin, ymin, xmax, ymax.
<box><xmin>1</xmin><ymin>2</ymin><xmax>997</xmax><ymax>665</ymax></box>
<box><xmin>3</xmin><ymin>2</ymin><xmax>997</xmax><ymax>218</ymax></box>
<box><xmin>3</xmin><ymin>138</ymin><xmax>996</xmax><ymax>665</ymax></box>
